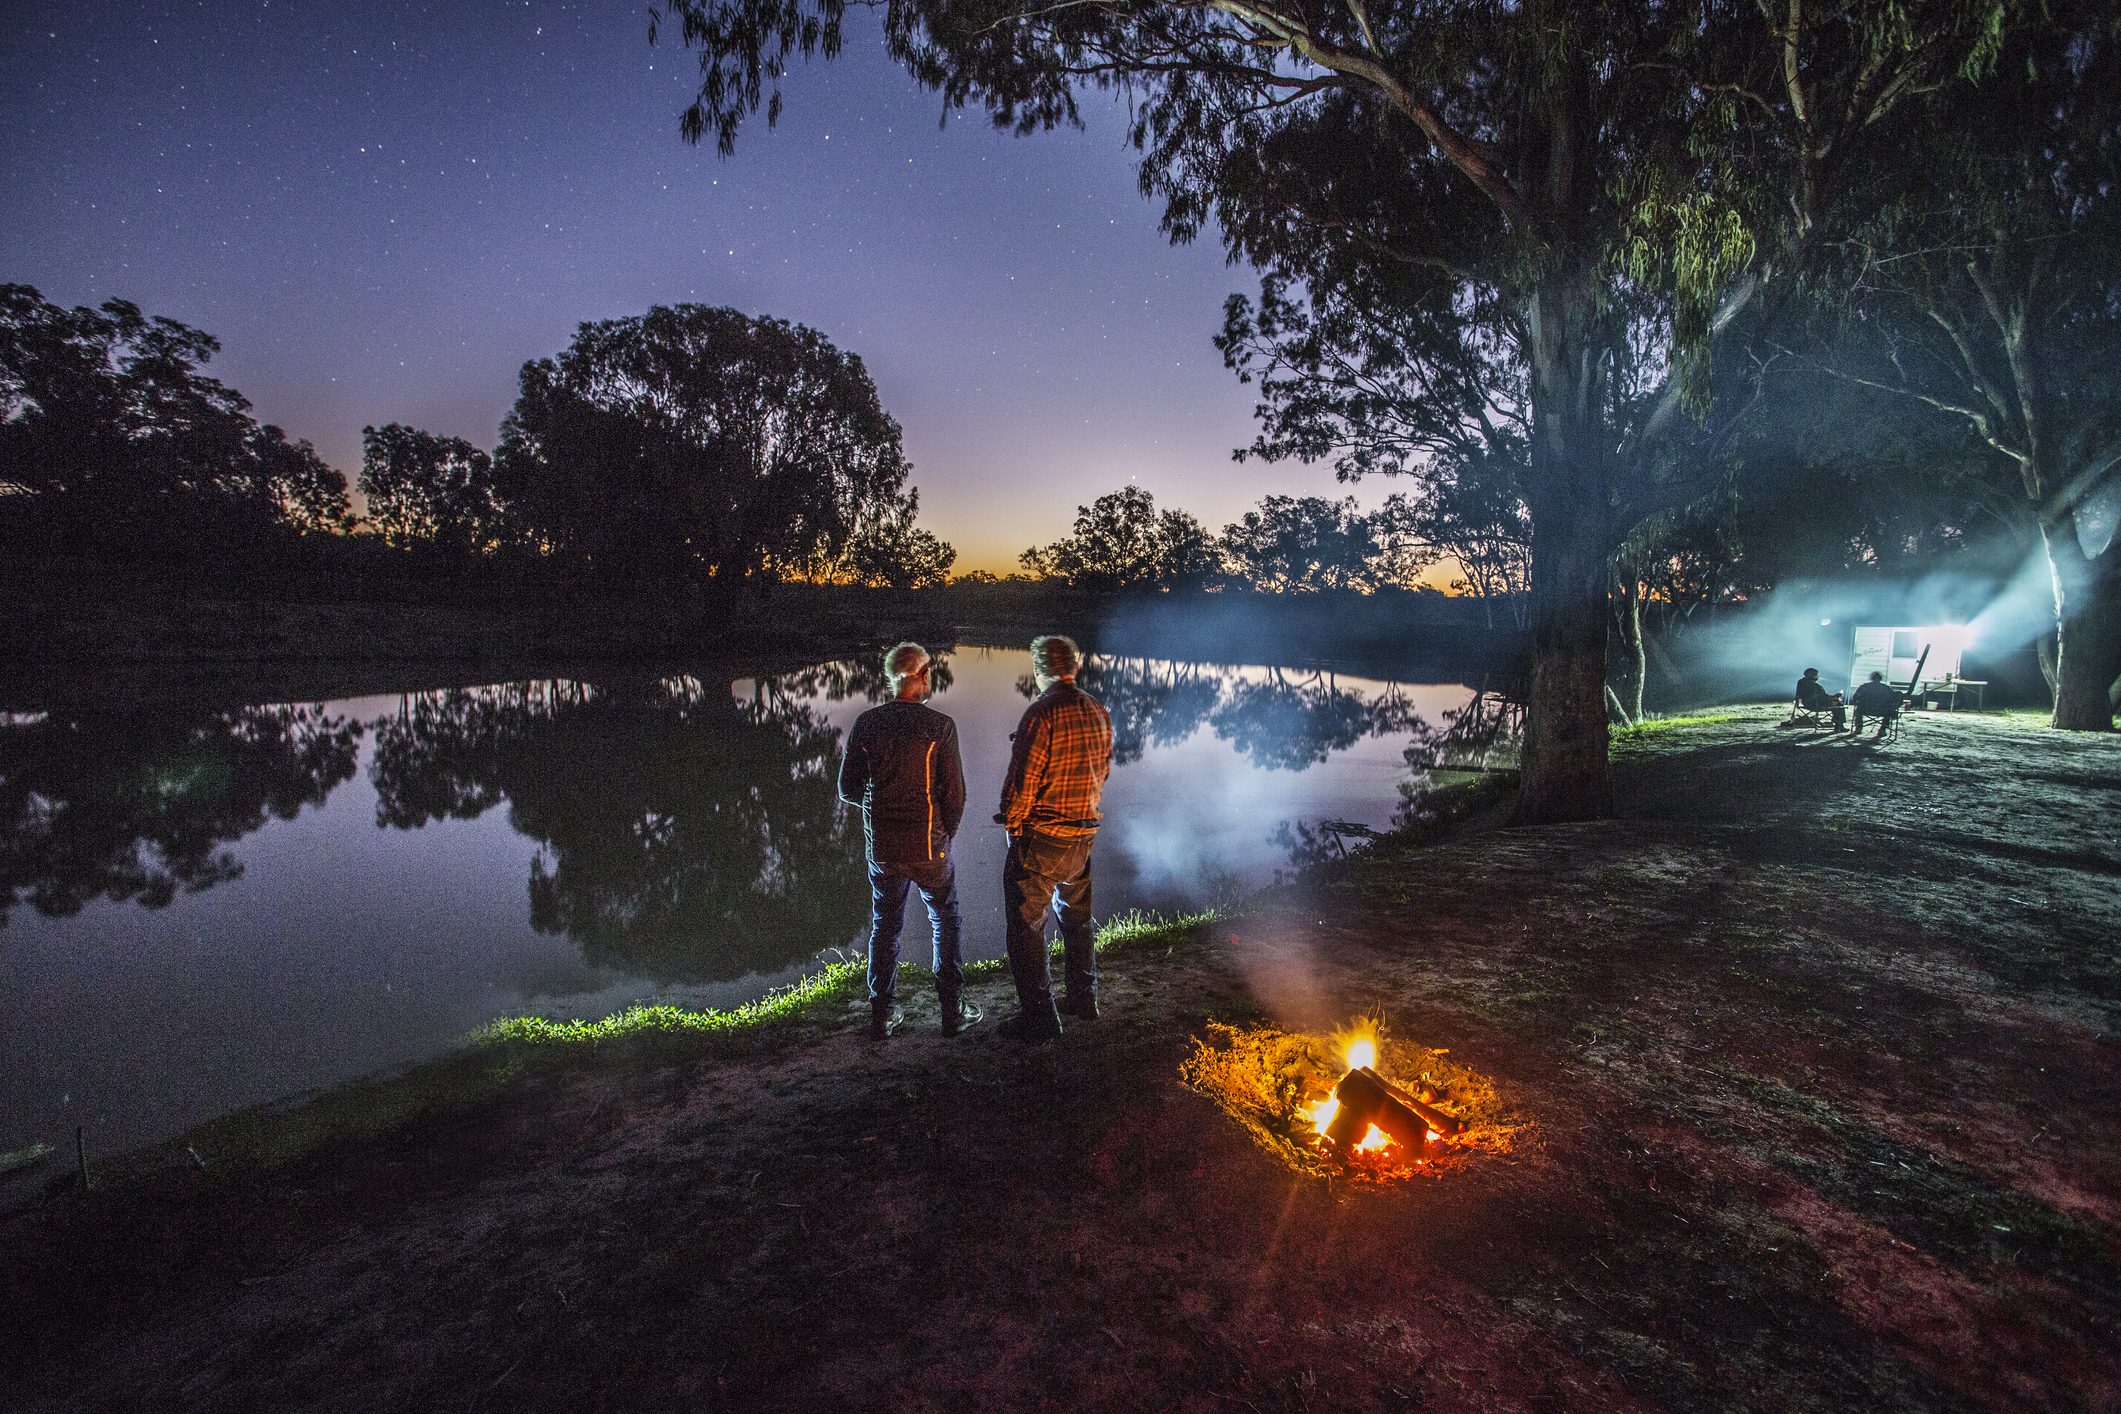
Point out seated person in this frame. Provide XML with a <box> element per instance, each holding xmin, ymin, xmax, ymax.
<box><xmin>1850</xmin><ymin>671</ymin><xmax>1902</xmax><ymax>737</ymax></box>
<box><xmin>1794</xmin><ymin>667</ymin><xmax>1846</xmax><ymax>729</ymax></box>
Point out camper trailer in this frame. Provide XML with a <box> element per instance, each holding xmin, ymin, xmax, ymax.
<box><xmin>1849</xmin><ymin>625</ymin><xmax>1983</xmax><ymax>709</ymax></box>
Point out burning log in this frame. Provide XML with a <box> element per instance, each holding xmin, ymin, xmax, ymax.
<box><xmin>1323</xmin><ymin>1066</ymin><xmax>1465</xmax><ymax>1151</ymax></box>
<box><xmin>1360</xmin><ymin>1066</ymin><xmax>1467</xmax><ymax>1138</ymax></box>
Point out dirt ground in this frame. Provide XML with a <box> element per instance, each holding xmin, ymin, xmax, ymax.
<box><xmin>5</xmin><ymin>707</ymin><xmax>2117</xmax><ymax>1412</ymax></box>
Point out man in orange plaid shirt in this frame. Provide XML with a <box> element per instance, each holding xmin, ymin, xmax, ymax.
<box><xmin>994</xmin><ymin>634</ymin><xmax>1114</xmax><ymax>1041</ymax></box>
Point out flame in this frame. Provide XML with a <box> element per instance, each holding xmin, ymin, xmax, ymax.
<box><xmin>1356</xmin><ymin>1124</ymin><xmax>1391</xmax><ymax>1152</ymax></box>
<box><xmin>1310</xmin><ymin>1096</ymin><xmax>1340</xmax><ymax>1135</ymax></box>
<box><xmin>1330</xmin><ymin>1015</ymin><xmax>1384</xmax><ymax>1074</ymax></box>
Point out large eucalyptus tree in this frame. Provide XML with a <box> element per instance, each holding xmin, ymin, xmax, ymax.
<box><xmin>648</xmin><ymin>0</ymin><xmax>2004</xmax><ymax>818</ymax></box>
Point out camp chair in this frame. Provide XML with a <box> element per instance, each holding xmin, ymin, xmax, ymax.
<box><xmin>1786</xmin><ymin>697</ymin><xmax>1838</xmax><ymax>730</ymax></box>
<box><xmin>1853</xmin><ymin>703</ymin><xmax>1903</xmax><ymax>743</ymax></box>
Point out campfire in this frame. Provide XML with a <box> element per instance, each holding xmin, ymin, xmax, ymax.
<box><xmin>1181</xmin><ymin>1017</ymin><xmax>1509</xmax><ymax>1178</ymax></box>
<box><xmin>1308</xmin><ymin>1025</ymin><xmax>1467</xmax><ymax>1158</ymax></box>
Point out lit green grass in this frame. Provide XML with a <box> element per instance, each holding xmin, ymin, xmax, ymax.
<box><xmin>476</xmin><ymin>961</ymin><xmax>869</xmax><ymax>1046</ymax></box>
<box><xmin>1614</xmin><ymin>711</ymin><xmax>1741</xmax><ymax>740</ymax></box>
<box><xmin>478</xmin><ymin>907</ymin><xmax>1222</xmax><ymax>1047</ymax></box>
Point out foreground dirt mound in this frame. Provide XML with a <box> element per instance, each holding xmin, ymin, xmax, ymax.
<box><xmin>4</xmin><ymin>708</ymin><xmax>2117</xmax><ymax>1412</ymax></box>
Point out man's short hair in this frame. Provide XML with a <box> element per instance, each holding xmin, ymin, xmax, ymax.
<box><xmin>1868</xmin><ymin>670</ymin><xmax>1884</xmax><ymax>682</ymax></box>
<box><xmin>1030</xmin><ymin>634</ymin><xmax>1081</xmax><ymax>678</ymax></box>
<box><xmin>1803</xmin><ymin>667</ymin><xmax>1819</xmax><ymax>678</ymax></box>
<box><xmin>883</xmin><ymin>641</ymin><xmax>930</xmax><ymax>686</ymax></box>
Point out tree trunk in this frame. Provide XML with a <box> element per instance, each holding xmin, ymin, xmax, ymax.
<box><xmin>2044</xmin><ymin>524</ymin><xmax>2120</xmax><ymax>731</ymax></box>
<box><xmin>1510</xmin><ymin>268</ymin><xmax>1615</xmax><ymax>825</ymax></box>
<box><xmin>1514</xmin><ymin>515</ymin><xmax>1614</xmax><ymax>822</ymax></box>
<box><xmin>1612</xmin><ymin>574</ymin><xmax>1647</xmax><ymax>722</ymax></box>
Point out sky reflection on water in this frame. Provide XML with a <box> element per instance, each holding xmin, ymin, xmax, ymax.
<box><xmin>0</xmin><ymin>648</ymin><xmax>1501</xmax><ymax>1160</ymax></box>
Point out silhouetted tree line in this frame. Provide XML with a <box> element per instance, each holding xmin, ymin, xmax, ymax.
<box><xmin>1015</xmin><ymin>484</ymin><xmax>1528</xmax><ymax>621</ymax></box>
<box><xmin>1</xmin><ymin>293</ymin><xmax>956</xmax><ymax>596</ymax></box>
<box><xmin>0</xmin><ymin>285</ymin><xmax>350</xmax><ymax>570</ymax></box>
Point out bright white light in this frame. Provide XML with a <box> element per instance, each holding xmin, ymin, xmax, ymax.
<box><xmin>1819</xmin><ymin>617</ymin><xmax>1833</xmax><ymax>626</ymax></box>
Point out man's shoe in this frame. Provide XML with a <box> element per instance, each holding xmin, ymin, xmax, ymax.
<box><xmin>1060</xmin><ymin>994</ymin><xmax>1098</xmax><ymax>1021</ymax></box>
<box><xmin>997</xmin><ymin>1010</ymin><xmax>1063</xmax><ymax>1042</ymax></box>
<box><xmin>872</xmin><ymin>1005</ymin><xmax>905</xmax><ymax>1040</ymax></box>
<box><xmin>942</xmin><ymin>997</ymin><xmax>983</xmax><ymax>1036</ymax></box>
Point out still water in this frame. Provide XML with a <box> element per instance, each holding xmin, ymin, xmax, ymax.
<box><xmin>1</xmin><ymin>646</ymin><xmax>1507</xmax><ymax>1161</ymax></box>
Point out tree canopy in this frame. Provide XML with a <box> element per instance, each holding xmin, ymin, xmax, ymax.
<box><xmin>358</xmin><ymin>423</ymin><xmax>512</xmax><ymax>557</ymax></box>
<box><xmin>1020</xmin><ymin>485</ymin><xmax>1218</xmax><ymax>591</ymax></box>
<box><xmin>0</xmin><ymin>284</ymin><xmax>350</xmax><ymax>557</ymax></box>
<box><xmin>1217</xmin><ymin>494</ymin><xmax>1375</xmax><ymax>593</ymax></box>
<box><xmin>1809</xmin><ymin>5</ymin><xmax>2121</xmax><ymax>727</ymax></box>
<box><xmin>495</xmin><ymin>304</ymin><xmax>922</xmax><ymax>589</ymax></box>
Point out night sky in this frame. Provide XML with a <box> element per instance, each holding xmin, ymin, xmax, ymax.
<box><xmin>0</xmin><ymin>0</ymin><xmax>1376</xmax><ymax>574</ymax></box>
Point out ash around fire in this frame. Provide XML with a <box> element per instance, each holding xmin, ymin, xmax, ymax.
<box><xmin>1180</xmin><ymin>1019</ymin><xmax>1522</xmax><ymax>1181</ymax></box>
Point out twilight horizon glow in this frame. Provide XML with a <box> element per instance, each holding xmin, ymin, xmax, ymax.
<box><xmin>0</xmin><ymin>0</ymin><xmax>1413</xmax><ymax>575</ymax></box>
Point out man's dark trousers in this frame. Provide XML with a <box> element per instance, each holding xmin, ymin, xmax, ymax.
<box><xmin>1003</xmin><ymin>831</ymin><xmax>1095</xmax><ymax>1021</ymax></box>
<box><xmin>868</xmin><ymin>856</ymin><xmax>964</xmax><ymax>1016</ymax></box>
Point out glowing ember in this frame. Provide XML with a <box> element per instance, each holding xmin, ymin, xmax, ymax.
<box><xmin>1355</xmin><ymin>1124</ymin><xmax>1392</xmax><ymax>1152</ymax></box>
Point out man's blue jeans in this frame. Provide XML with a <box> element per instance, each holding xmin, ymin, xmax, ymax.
<box><xmin>1002</xmin><ymin>830</ymin><xmax>1095</xmax><ymax>1020</ymax></box>
<box><xmin>867</xmin><ymin>855</ymin><xmax>963</xmax><ymax>1014</ymax></box>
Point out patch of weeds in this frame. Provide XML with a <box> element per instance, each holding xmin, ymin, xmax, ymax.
<box><xmin>1701</xmin><ymin>1064</ymin><xmax>2116</xmax><ymax>1300</ymax></box>
<box><xmin>1610</xmin><ymin>713</ymin><xmax>1740</xmax><ymax>751</ymax></box>
<box><xmin>1092</xmin><ymin>907</ymin><xmax>1222</xmax><ymax>953</ymax></box>
<box><xmin>486</xmin><ymin>909</ymin><xmax>1222</xmax><ymax>1048</ymax></box>
<box><xmin>1179</xmin><ymin>1021</ymin><xmax>1336</xmax><ymax>1177</ymax></box>
<box><xmin>478</xmin><ymin>962</ymin><xmax>869</xmax><ymax>1046</ymax></box>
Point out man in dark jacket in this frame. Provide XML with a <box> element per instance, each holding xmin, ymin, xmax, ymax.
<box><xmin>1850</xmin><ymin>670</ymin><xmax>1902</xmax><ymax>739</ymax></box>
<box><xmin>1795</xmin><ymin>668</ymin><xmax>1847</xmax><ymax>730</ymax></box>
<box><xmin>994</xmin><ymin>634</ymin><xmax>1113</xmax><ymax>1042</ymax></box>
<box><xmin>838</xmin><ymin>642</ymin><xmax>976</xmax><ymax>1038</ymax></box>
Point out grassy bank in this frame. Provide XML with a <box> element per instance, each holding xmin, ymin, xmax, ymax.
<box><xmin>67</xmin><ymin>911</ymin><xmax>1221</xmax><ymax>1193</ymax></box>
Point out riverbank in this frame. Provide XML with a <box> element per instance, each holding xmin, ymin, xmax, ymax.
<box><xmin>0</xmin><ymin>581</ymin><xmax>1523</xmax><ymax>708</ymax></box>
<box><xmin>0</xmin><ymin>590</ymin><xmax>952</xmax><ymax>707</ymax></box>
<box><xmin>4</xmin><ymin>707</ymin><xmax>2116</xmax><ymax>1411</ymax></box>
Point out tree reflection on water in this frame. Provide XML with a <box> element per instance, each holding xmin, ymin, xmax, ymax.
<box><xmin>1019</xmin><ymin>655</ymin><xmax>1514</xmax><ymax>777</ymax></box>
<box><xmin>0</xmin><ymin>704</ymin><xmax>361</xmax><ymax>924</ymax></box>
<box><xmin>1019</xmin><ymin>658</ymin><xmax>1225</xmax><ymax>766</ymax></box>
<box><xmin>1394</xmin><ymin>688</ymin><xmax>1523</xmax><ymax>799</ymax></box>
<box><xmin>1007</xmin><ymin>656</ymin><xmax>1522</xmax><ymax>874</ymax></box>
<box><xmin>368</xmin><ymin>674</ymin><xmax>867</xmax><ymax>983</ymax></box>
<box><xmin>1209</xmin><ymin>671</ymin><xmax>1376</xmax><ymax>769</ymax></box>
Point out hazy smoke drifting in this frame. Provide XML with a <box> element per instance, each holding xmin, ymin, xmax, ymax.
<box><xmin>1677</xmin><ymin>551</ymin><xmax>2052</xmax><ymax>701</ymax></box>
